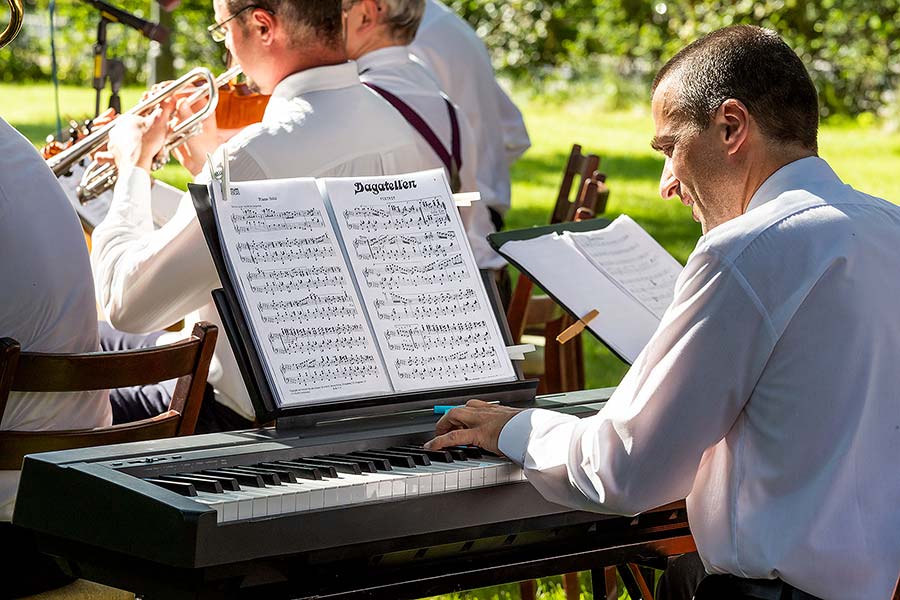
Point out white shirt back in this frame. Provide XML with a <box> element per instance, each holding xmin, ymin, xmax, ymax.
<box><xmin>499</xmin><ymin>157</ymin><xmax>900</xmax><ymax>599</ymax></box>
<box><xmin>0</xmin><ymin>117</ymin><xmax>110</xmax><ymax>519</ymax></box>
<box><xmin>411</xmin><ymin>0</ymin><xmax>530</xmax><ymax>214</ymax></box>
<box><xmin>91</xmin><ymin>63</ymin><xmax>428</xmax><ymax>420</ymax></box>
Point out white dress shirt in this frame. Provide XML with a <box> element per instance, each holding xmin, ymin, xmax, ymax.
<box><xmin>0</xmin><ymin>118</ymin><xmax>110</xmax><ymax>520</ymax></box>
<box><xmin>499</xmin><ymin>157</ymin><xmax>900</xmax><ymax>600</ymax></box>
<box><xmin>357</xmin><ymin>46</ymin><xmax>500</xmax><ymax>269</ymax></box>
<box><xmin>91</xmin><ymin>63</ymin><xmax>427</xmax><ymax>421</ymax></box>
<box><xmin>411</xmin><ymin>0</ymin><xmax>530</xmax><ymax>239</ymax></box>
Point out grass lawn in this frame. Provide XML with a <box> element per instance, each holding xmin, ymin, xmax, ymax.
<box><xmin>4</xmin><ymin>82</ymin><xmax>900</xmax><ymax>599</ymax></box>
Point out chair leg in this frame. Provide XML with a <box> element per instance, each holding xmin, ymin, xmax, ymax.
<box><xmin>618</xmin><ymin>562</ymin><xmax>654</xmax><ymax>600</ymax></box>
<box><xmin>562</xmin><ymin>571</ymin><xmax>580</xmax><ymax>600</ymax></box>
<box><xmin>590</xmin><ymin>566</ymin><xmax>618</xmax><ymax>600</ymax></box>
<box><xmin>518</xmin><ymin>579</ymin><xmax>537</xmax><ymax>600</ymax></box>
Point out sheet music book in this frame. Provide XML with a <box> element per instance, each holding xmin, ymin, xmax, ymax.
<box><xmin>493</xmin><ymin>215</ymin><xmax>683</xmax><ymax>364</ymax></box>
<box><xmin>208</xmin><ymin>169</ymin><xmax>517</xmax><ymax>410</ymax></box>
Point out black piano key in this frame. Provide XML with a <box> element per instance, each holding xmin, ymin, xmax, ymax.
<box><xmin>145</xmin><ymin>478</ymin><xmax>197</xmax><ymax>497</ymax></box>
<box><xmin>160</xmin><ymin>475</ymin><xmax>223</xmax><ymax>494</ymax></box>
<box><xmin>248</xmin><ymin>465</ymin><xmax>297</xmax><ymax>484</ymax></box>
<box><xmin>227</xmin><ymin>466</ymin><xmax>282</xmax><ymax>486</ymax></box>
<box><xmin>350</xmin><ymin>451</ymin><xmax>415</xmax><ymax>469</ymax></box>
<box><xmin>327</xmin><ymin>454</ymin><xmax>388</xmax><ymax>472</ymax></box>
<box><xmin>374</xmin><ymin>448</ymin><xmax>431</xmax><ymax>466</ymax></box>
<box><xmin>266</xmin><ymin>461</ymin><xmax>324</xmax><ymax>481</ymax></box>
<box><xmin>302</xmin><ymin>457</ymin><xmax>363</xmax><ymax>475</ymax></box>
<box><xmin>204</xmin><ymin>469</ymin><xmax>265</xmax><ymax>488</ymax></box>
<box><xmin>392</xmin><ymin>446</ymin><xmax>454</xmax><ymax>463</ymax></box>
<box><xmin>444</xmin><ymin>447</ymin><xmax>470</xmax><ymax>461</ymax></box>
<box><xmin>189</xmin><ymin>472</ymin><xmax>241</xmax><ymax>491</ymax></box>
<box><xmin>450</xmin><ymin>445</ymin><xmax>483</xmax><ymax>459</ymax></box>
<box><xmin>278</xmin><ymin>460</ymin><xmax>337</xmax><ymax>478</ymax></box>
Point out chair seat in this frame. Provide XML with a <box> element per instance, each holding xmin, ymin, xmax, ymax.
<box><xmin>20</xmin><ymin>579</ymin><xmax>133</xmax><ymax>600</ymax></box>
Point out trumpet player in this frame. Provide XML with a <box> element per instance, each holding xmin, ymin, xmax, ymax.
<box><xmin>91</xmin><ymin>0</ymin><xmax>429</xmax><ymax>431</ymax></box>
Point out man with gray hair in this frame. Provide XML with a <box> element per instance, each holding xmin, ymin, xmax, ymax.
<box><xmin>426</xmin><ymin>25</ymin><xmax>900</xmax><ymax>600</ymax></box>
<box><xmin>343</xmin><ymin>0</ymin><xmax>500</xmax><ymax>277</ymax></box>
<box><xmin>91</xmin><ymin>0</ymin><xmax>428</xmax><ymax>431</ymax></box>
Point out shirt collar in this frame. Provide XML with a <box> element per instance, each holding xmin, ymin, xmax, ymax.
<box><xmin>269</xmin><ymin>62</ymin><xmax>361</xmax><ymax>102</ymax></box>
<box><xmin>355</xmin><ymin>46</ymin><xmax>413</xmax><ymax>74</ymax></box>
<box><xmin>745</xmin><ymin>156</ymin><xmax>842</xmax><ymax>213</ymax></box>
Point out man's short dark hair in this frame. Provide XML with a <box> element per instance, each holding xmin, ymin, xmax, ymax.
<box><xmin>652</xmin><ymin>25</ymin><xmax>819</xmax><ymax>152</ymax></box>
<box><xmin>226</xmin><ymin>0</ymin><xmax>343</xmax><ymax>47</ymax></box>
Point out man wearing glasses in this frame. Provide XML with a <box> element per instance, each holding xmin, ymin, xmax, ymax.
<box><xmin>91</xmin><ymin>0</ymin><xmax>427</xmax><ymax>431</ymax></box>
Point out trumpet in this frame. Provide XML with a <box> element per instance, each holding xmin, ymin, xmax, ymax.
<box><xmin>1</xmin><ymin>0</ymin><xmax>24</xmax><ymax>49</ymax></box>
<box><xmin>48</xmin><ymin>66</ymin><xmax>240</xmax><ymax>203</ymax></box>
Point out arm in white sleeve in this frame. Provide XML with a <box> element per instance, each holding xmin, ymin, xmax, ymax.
<box><xmin>495</xmin><ymin>83</ymin><xmax>530</xmax><ymax>164</ymax></box>
<box><xmin>499</xmin><ymin>249</ymin><xmax>777</xmax><ymax>515</ymax></box>
<box><xmin>91</xmin><ymin>146</ymin><xmax>267</xmax><ymax>333</ymax></box>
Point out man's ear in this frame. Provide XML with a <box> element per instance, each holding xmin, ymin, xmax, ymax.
<box><xmin>358</xmin><ymin>0</ymin><xmax>381</xmax><ymax>31</ymax></box>
<box><xmin>717</xmin><ymin>98</ymin><xmax>750</xmax><ymax>156</ymax></box>
<box><xmin>249</xmin><ymin>8</ymin><xmax>276</xmax><ymax>45</ymax></box>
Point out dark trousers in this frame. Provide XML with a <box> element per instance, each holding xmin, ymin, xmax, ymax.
<box><xmin>99</xmin><ymin>323</ymin><xmax>254</xmax><ymax>433</ymax></box>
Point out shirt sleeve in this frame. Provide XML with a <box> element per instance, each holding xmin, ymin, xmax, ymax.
<box><xmin>498</xmin><ymin>248</ymin><xmax>777</xmax><ymax>515</ymax></box>
<box><xmin>91</xmin><ymin>145</ymin><xmax>267</xmax><ymax>333</ymax></box>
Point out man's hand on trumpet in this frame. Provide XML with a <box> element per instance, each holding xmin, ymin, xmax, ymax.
<box><xmin>101</xmin><ymin>98</ymin><xmax>175</xmax><ymax>175</ymax></box>
<box><xmin>170</xmin><ymin>87</ymin><xmax>220</xmax><ymax>177</ymax></box>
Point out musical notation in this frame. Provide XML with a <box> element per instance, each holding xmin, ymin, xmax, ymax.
<box><xmin>280</xmin><ymin>355</ymin><xmax>381</xmax><ymax>385</ymax></box>
<box><xmin>374</xmin><ymin>288</ymin><xmax>479</xmax><ymax>321</ymax></box>
<box><xmin>352</xmin><ymin>231</ymin><xmax>459</xmax><ymax>262</ymax></box>
<box><xmin>385</xmin><ymin>320</ymin><xmax>491</xmax><ymax>351</ymax></box>
<box><xmin>231</xmin><ymin>206</ymin><xmax>325</xmax><ymax>234</ymax></box>
<box><xmin>362</xmin><ymin>254</ymin><xmax>468</xmax><ymax>289</ymax></box>
<box><xmin>246</xmin><ymin>265</ymin><xmax>345</xmax><ymax>294</ymax></box>
<box><xmin>257</xmin><ymin>292</ymin><xmax>358</xmax><ymax>323</ymax></box>
<box><xmin>237</xmin><ymin>235</ymin><xmax>334</xmax><ymax>264</ymax></box>
<box><xmin>343</xmin><ymin>197</ymin><xmax>451</xmax><ymax>231</ymax></box>
<box><xmin>394</xmin><ymin>347</ymin><xmax>502</xmax><ymax>381</ymax></box>
<box><xmin>269</xmin><ymin>327</ymin><xmax>369</xmax><ymax>354</ymax></box>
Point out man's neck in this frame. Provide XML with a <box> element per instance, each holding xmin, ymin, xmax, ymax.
<box><xmin>268</xmin><ymin>43</ymin><xmax>349</xmax><ymax>91</ymax></box>
<box><xmin>352</xmin><ymin>36</ymin><xmax>401</xmax><ymax>60</ymax></box>
<box><xmin>740</xmin><ymin>146</ymin><xmax>817</xmax><ymax>213</ymax></box>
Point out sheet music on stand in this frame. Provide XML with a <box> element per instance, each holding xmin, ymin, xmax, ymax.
<box><xmin>489</xmin><ymin>216</ymin><xmax>683</xmax><ymax>364</ymax></box>
<box><xmin>192</xmin><ymin>165</ymin><xmax>532</xmax><ymax>424</ymax></box>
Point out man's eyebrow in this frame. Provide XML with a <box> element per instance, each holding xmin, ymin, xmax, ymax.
<box><xmin>650</xmin><ymin>135</ymin><xmax>674</xmax><ymax>152</ymax></box>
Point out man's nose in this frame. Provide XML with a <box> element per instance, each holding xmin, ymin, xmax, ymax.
<box><xmin>659</xmin><ymin>157</ymin><xmax>680</xmax><ymax>200</ymax></box>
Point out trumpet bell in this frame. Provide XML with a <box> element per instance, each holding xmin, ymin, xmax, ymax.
<box><xmin>1</xmin><ymin>0</ymin><xmax>24</xmax><ymax>48</ymax></box>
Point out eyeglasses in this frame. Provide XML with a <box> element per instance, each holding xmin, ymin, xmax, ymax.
<box><xmin>207</xmin><ymin>4</ymin><xmax>272</xmax><ymax>43</ymax></box>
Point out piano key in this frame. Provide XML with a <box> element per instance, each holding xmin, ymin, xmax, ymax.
<box><xmin>377</xmin><ymin>448</ymin><xmax>431</xmax><ymax>466</ymax></box>
<box><xmin>190</xmin><ymin>472</ymin><xmax>241</xmax><ymax>492</ymax></box>
<box><xmin>160</xmin><ymin>474</ymin><xmax>223</xmax><ymax>494</ymax></box>
<box><xmin>228</xmin><ymin>466</ymin><xmax>283</xmax><ymax>486</ymax></box>
<box><xmin>278</xmin><ymin>460</ymin><xmax>337</xmax><ymax>479</ymax></box>
<box><xmin>350</xmin><ymin>451</ymin><xmax>415</xmax><ymax>469</ymax></box>
<box><xmin>301</xmin><ymin>457</ymin><xmax>364</xmax><ymax>475</ymax></box>
<box><xmin>450</xmin><ymin>445</ymin><xmax>484</xmax><ymax>459</ymax></box>
<box><xmin>265</xmin><ymin>461</ymin><xmax>324</xmax><ymax>481</ymax></box>
<box><xmin>248</xmin><ymin>465</ymin><xmax>297</xmax><ymax>484</ymax></box>
<box><xmin>204</xmin><ymin>469</ymin><xmax>265</xmax><ymax>488</ymax></box>
<box><xmin>443</xmin><ymin>447</ymin><xmax>470</xmax><ymax>461</ymax></box>
<box><xmin>145</xmin><ymin>478</ymin><xmax>197</xmax><ymax>497</ymax></box>
<box><xmin>392</xmin><ymin>446</ymin><xmax>455</xmax><ymax>463</ymax></box>
<box><xmin>328</xmin><ymin>453</ymin><xmax>390</xmax><ymax>471</ymax></box>
<box><xmin>322</xmin><ymin>454</ymin><xmax>379</xmax><ymax>473</ymax></box>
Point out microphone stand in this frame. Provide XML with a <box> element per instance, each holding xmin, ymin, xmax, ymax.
<box><xmin>91</xmin><ymin>15</ymin><xmax>112</xmax><ymax>118</ymax></box>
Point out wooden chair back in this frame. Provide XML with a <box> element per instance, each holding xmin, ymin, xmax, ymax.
<box><xmin>507</xmin><ymin>150</ymin><xmax>609</xmax><ymax>394</ymax></box>
<box><xmin>0</xmin><ymin>322</ymin><xmax>217</xmax><ymax>470</ymax></box>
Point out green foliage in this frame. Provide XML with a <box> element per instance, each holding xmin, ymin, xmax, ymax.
<box><xmin>447</xmin><ymin>0</ymin><xmax>900</xmax><ymax>117</ymax></box>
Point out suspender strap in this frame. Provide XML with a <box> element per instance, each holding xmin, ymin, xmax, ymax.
<box><xmin>365</xmin><ymin>82</ymin><xmax>462</xmax><ymax>191</ymax></box>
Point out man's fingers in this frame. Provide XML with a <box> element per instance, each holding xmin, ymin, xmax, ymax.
<box><xmin>433</xmin><ymin>406</ymin><xmax>478</xmax><ymax>436</ymax></box>
<box><xmin>425</xmin><ymin>428</ymin><xmax>477</xmax><ymax>450</ymax></box>
<box><xmin>465</xmin><ymin>399</ymin><xmax>497</xmax><ymax>409</ymax></box>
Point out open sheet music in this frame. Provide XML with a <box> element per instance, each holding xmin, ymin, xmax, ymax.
<box><xmin>496</xmin><ymin>215</ymin><xmax>683</xmax><ymax>363</ymax></box>
<box><xmin>211</xmin><ymin>169</ymin><xmax>516</xmax><ymax>409</ymax></box>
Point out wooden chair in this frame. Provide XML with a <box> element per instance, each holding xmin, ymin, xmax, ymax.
<box><xmin>550</xmin><ymin>144</ymin><xmax>608</xmax><ymax>224</ymax></box>
<box><xmin>0</xmin><ymin>322</ymin><xmax>217</xmax><ymax>470</ymax></box>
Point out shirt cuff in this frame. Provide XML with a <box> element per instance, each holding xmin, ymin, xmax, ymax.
<box><xmin>498</xmin><ymin>408</ymin><xmax>538</xmax><ymax>465</ymax></box>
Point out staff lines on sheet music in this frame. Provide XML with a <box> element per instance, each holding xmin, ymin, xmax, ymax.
<box><xmin>269</xmin><ymin>331</ymin><xmax>370</xmax><ymax>355</ymax></box>
<box><xmin>362</xmin><ymin>254</ymin><xmax>468</xmax><ymax>289</ymax></box>
<box><xmin>231</xmin><ymin>206</ymin><xmax>325</xmax><ymax>234</ymax></box>
<box><xmin>343</xmin><ymin>196</ymin><xmax>451</xmax><ymax>231</ymax></box>
<box><xmin>395</xmin><ymin>347</ymin><xmax>503</xmax><ymax>381</ymax></box>
<box><xmin>257</xmin><ymin>292</ymin><xmax>356</xmax><ymax>322</ymax></box>
<box><xmin>385</xmin><ymin>320</ymin><xmax>492</xmax><ymax>351</ymax></box>
<box><xmin>352</xmin><ymin>230</ymin><xmax>459</xmax><ymax>262</ymax></box>
<box><xmin>280</xmin><ymin>355</ymin><xmax>380</xmax><ymax>385</ymax></box>
<box><xmin>248</xmin><ymin>266</ymin><xmax>346</xmax><ymax>295</ymax></box>
<box><xmin>237</xmin><ymin>235</ymin><xmax>335</xmax><ymax>264</ymax></box>
<box><xmin>374</xmin><ymin>288</ymin><xmax>480</xmax><ymax>321</ymax></box>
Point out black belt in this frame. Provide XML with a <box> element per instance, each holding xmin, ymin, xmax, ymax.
<box><xmin>695</xmin><ymin>574</ymin><xmax>823</xmax><ymax>600</ymax></box>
